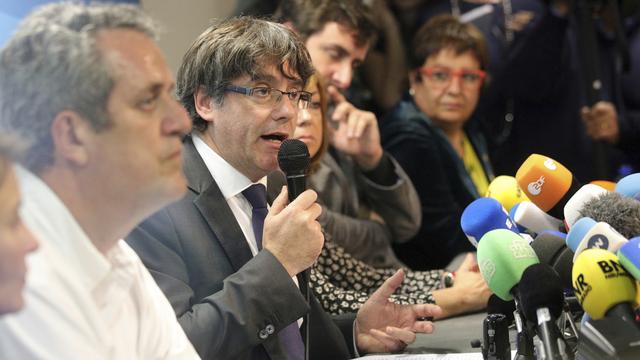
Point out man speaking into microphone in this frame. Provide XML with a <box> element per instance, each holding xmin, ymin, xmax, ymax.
<box><xmin>126</xmin><ymin>17</ymin><xmax>441</xmax><ymax>360</ymax></box>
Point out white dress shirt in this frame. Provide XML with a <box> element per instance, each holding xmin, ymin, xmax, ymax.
<box><xmin>193</xmin><ymin>134</ymin><xmax>266</xmax><ymax>256</ymax></box>
<box><xmin>193</xmin><ymin>134</ymin><xmax>302</xmax><ymax>327</ymax></box>
<box><xmin>0</xmin><ymin>167</ymin><xmax>200</xmax><ymax>360</ymax></box>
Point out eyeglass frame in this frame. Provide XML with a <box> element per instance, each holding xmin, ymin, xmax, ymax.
<box><xmin>417</xmin><ymin>66</ymin><xmax>487</xmax><ymax>89</ymax></box>
<box><xmin>224</xmin><ymin>85</ymin><xmax>312</xmax><ymax>109</ymax></box>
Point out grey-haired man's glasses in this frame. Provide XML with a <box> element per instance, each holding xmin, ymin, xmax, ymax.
<box><xmin>224</xmin><ymin>86</ymin><xmax>312</xmax><ymax>109</ymax></box>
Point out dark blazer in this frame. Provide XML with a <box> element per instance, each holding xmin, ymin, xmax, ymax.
<box><xmin>126</xmin><ymin>136</ymin><xmax>354</xmax><ymax>360</ymax></box>
<box><xmin>381</xmin><ymin>100</ymin><xmax>494</xmax><ymax>270</ymax></box>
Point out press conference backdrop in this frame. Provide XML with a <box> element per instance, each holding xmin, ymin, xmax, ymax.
<box><xmin>0</xmin><ymin>0</ymin><xmax>139</xmax><ymax>47</ymax></box>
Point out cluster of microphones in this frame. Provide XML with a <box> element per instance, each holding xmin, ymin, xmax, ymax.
<box><xmin>460</xmin><ymin>154</ymin><xmax>640</xmax><ymax>360</ymax></box>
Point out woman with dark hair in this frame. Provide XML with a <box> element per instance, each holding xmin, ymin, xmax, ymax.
<box><xmin>286</xmin><ymin>74</ymin><xmax>491</xmax><ymax>318</ymax></box>
<box><xmin>381</xmin><ymin>15</ymin><xmax>495</xmax><ymax>270</ymax></box>
<box><xmin>0</xmin><ymin>137</ymin><xmax>38</xmax><ymax>315</ymax></box>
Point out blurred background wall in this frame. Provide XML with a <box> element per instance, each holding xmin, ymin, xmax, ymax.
<box><xmin>0</xmin><ymin>0</ymin><xmax>236</xmax><ymax>74</ymax></box>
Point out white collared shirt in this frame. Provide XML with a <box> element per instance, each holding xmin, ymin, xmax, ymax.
<box><xmin>193</xmin><ymin>134</ymin><xmax>266</xmax><ymax>256</ymax></box>
<box><xmin>193</xmin><ymin>134</ymin><xmax>302</xmax><ymax>326</ymax></box>
<box><xmin>0</xmin><ymin>167</ymin><xmax>200</xmax><ymax>360</ymax></box>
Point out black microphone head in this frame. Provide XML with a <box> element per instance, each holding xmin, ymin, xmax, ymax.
<box><xmin>488</xmin><ymin>294</ymin><xmax>516</xmax><ymax>322</ymax></box>
<box><xmin>519</xmin><ymin>263</ymin><xmax>564</xmax><ymax>323</ymax></box>
<box><xmin>277</xmin><ymin>139</ymin><xmax>310</xmax><ymax>176</ymax></box>
<box><xmin>579</xmin><ymin>192</ymin><xmax>640</xmax><ymax>239</ymax></box>
<box><xmin>530</xmin><ymin>232</ymin><xmax>573</xmax><ymax>289</ymax></box>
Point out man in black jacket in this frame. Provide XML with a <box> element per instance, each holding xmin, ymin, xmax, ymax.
<box><xmin>126</xmin><ymin>17</ymin><xmax>441</xmax><ymax>360</ymax></box>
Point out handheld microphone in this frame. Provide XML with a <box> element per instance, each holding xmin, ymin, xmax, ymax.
<box><xmin>566</xmin><ymin>217</ymin><xmax>597</xmax><ymax>253</ymax></box>
<box><xmin>277</xmin><ymin>138</ymin><xmax>312</xmax><ymax>358</ymax></box>
<box><xmin>615</xmin><ymin>173</ymin><xmax>640</xmax><ymax>200</ymax></box>
<box><xmin>617</xmin><ymin>237</ymin><xmax>640</xmax><ymax>281</ymax></box>
<box><xmin>461</xmin><ymin>197</ymin><xmax>518</xmax><ymax>247</ymax></box>
<box><xmin>477</xmin><ymin>229</ymin><xmax>539</xmax><ymax>359</ymax></box>
<box><xmin>477</xmin><ymin>229</ymin><xmax>539</xmax><ymax>301</ymax></box>
<box><xmin>515</xmin><ymin>154</ymin><xmax>581</xmax><ymax>219</ymax></box>
<box><xmin>519</xmin><ymin>264</ymin><xmax>566</xmax><ymax>360</ymax></box>
<box><xmin>485</xmin><ymin>175</ymin><xmax>530</xmax><ymax>212</ymax></box>
<box><xmin>572</xmin><ymin>249</ymin><xmax>638</xmax><ymax>324</ymax></box>
<box><xmin>530</xmin><ymin>232</ymin><xmax>574</xmax><ymax>289</ymax></box>
<box><xmin>567</xmin><ymin>218</ymin><xmax>628</xmax><ymax>261</ymax></box>
<box><xmin>277</xmin><ymin>139</ymin><xmax>310</xmax><ymax>202</ymax></box>
<box><xmin>563</xmin><ymin>184</ymin><xmax>608</xmax><ymax>229</ymax></box>
<box><xmin>510</xmin><ymin>201</ymin><xmax>564</xmax><ymax>237</ymax></box>
<box><xmin>579</xmin><ymin>192</ymin><xmax>640</xmax><ymax>239</ymax></box>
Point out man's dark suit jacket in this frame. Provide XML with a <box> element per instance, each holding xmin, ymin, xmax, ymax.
<box><xmin>126</xmin><ymin>136</ymin><xmax>355</xmax><ymax>360</ymax></box>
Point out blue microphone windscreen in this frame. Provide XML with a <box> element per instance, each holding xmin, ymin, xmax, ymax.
<box><xmin>461</xmin><ymin>197</ymin><xmax>517</xmax><ymax>246</ymax></box>
<box><xmin>566</xmin><ymin>217</ymin><xmax>597</xmax><ymax>253</ymax></box>
<box><xmin>616</xmin><ymin>173</ymin><xmax>640</xmax><ymax>199</ymax></box>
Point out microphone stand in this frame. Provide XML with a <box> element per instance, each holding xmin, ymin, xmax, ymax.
<box><xmin>513</xmin><ymin>308</ymin><xmax>535</xmax><ymax>360</ymax></box>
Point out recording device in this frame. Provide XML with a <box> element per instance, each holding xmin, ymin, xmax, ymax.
<box><xmin>616</xmin><ymin>173</ymin><xmax>640</xmax><ymax>200</ymax></box>
<box><xmin>485</xmin><ymin>175</ymin><xmax>530</xmax><ymax>212</ymax></box>
<box><xmin>482</xmin><ymin>314</ymin><xmax>511</xmax><ymax>360</ymax></box>
<box><xmin>461</xmin><ymin>197</ymin><xmax>518</xmax><ymax>247</ymax></box>
<box><xmin>277</xmin><ymin>139</ymin><xmax>310</xmax><ymax>202</ymax></box>
<box><xmin>579</xmin><ymin>192</ymin><xmax>640</xmax><ymax>239</ymax></box>
<box><xmin>530</xmin><ymin>232</ymin><xmax>574</xmax><ymax>289</ymax></box>
<box><xmin>571</xmin><ymin>249</ymin><xmax>638</xmax><ymax>325</ymax></box>
<box><xmin>563</xmin><ymin>184</ymin><xmax>608</xmax><ymax>229</ymax></box>
<box><xmin>519</xmin><ymin>264</ymin><xmax>569</xmax><ymax>359</ymax></box>
<box><xmin>566</xmin><ymin>217</ymin><xmax>628</xmax><ymax>261</ymax></box>
<box><xmin>488</xmin><ymin>294</ymin><xmax>516</xmax><ymax>323</ymax></box>
<box><xmin>516</xmin><ymin>154</ymin><xmax>581</xmax><ymax>219</ymax></box>
<box><xmin>510</xmin><ymin>201</ymin><xmax>564</xmax><ymax>237</ymax></box>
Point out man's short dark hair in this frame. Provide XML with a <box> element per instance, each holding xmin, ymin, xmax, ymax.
<box><xmin>275</xmin><ymin>0</ymin><xmax>376</xmax><ymax>47</ymax></box>
<box><xmin>410</xmin><ymin>15</ymin><xmax>488</xmax><ymax>71</ymax></box>
<box><xmin>176</xmin><ymin>17</ymin><xmax>315</xmax><ymax>132</ymax></box>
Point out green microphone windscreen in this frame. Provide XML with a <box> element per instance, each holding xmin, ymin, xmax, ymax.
<box><xmin>477</xmin><ymin>229</ymin><xmax>540</xmax><ymax>301</ymax></box>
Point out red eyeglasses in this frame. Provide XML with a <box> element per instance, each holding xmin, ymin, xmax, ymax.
<box><xmin>418</xmin><ymin>67</ymin><xmax>487</xmax><ymax>89</ymax></box>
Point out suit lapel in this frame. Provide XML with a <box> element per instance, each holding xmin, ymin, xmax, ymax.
<box><xmin>182</xmin><ymin>136</ymin><xmax>254</xmax><ymax>271</ymax></box>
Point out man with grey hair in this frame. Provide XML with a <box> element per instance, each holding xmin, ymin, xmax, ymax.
<box><xmin>127</xmin><ymin>16</ymin><xmax>441</xmax><ymax>360</ymax></box>
<box><xmin>0</xmin><ymin>3</ymin><xmax>199</xmax><ymax>358</ymax></box>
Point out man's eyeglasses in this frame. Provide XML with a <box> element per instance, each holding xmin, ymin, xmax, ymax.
<box><xmin>418</xmin><ymin>67</ymin><xmax>486</xmax><ymax>89</ymax></box>
<box><xmin>224</xmin><ymin>86</ymin><xmax>312</xmax><ymax>109</ymax></box>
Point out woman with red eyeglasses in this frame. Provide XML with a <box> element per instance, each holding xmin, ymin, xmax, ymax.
<box><xmin>380</xmin><ymin>15</ymin><xmax>494</xmax><ymax>270</ymax></box>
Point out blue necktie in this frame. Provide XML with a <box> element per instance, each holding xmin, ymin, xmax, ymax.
<box><xmin>242</xmin><ymin>184</ymin><xmax>305</xmax><ymax>360</ymax></box>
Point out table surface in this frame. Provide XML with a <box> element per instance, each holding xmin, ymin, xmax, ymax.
<box><xmin>405</xmin><ymin>312</ymin><xmax>517</xmax><ymax>354</ymax></box>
